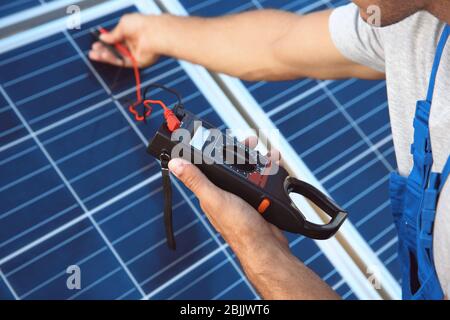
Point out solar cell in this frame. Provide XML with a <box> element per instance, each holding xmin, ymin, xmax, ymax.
<box><xmin>0</xmin><ymin>0</ymin><xmax>383</xmax><ymax>300</ymax></box>
<box><xmin>168</xmin><ymin>0</ymin><xmax>401</xmax><ymax>297</ymax></box>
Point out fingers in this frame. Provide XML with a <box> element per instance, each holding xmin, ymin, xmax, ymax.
<box><xmin>89</xmin><ymin>42</ymin><xmax>121</xmax><ymax>65</ymax></box>
<box><xmin>168</xmin><ymin>158</ymin><xmax>222</xmax><ymax>205</ymax></box>
<box><xmin>88</xmin><ymin>14</ymin><xmax>135</xmax><ymax>66</ymax></box>
<box><xmin>89</xmin><ymin>42</ymin><xmax>132</xmax><ymax>67</ymax></box>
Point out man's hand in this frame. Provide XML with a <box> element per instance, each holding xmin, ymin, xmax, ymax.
<box><xmin>168</xmin><ymin>138</ymin><xmax>340</xmax><ymax>300</ymax></box>
<box><xmin>169</xmin><ymin>137</ymin><xmax>289</xmax><ymax>252</ymax></box>
<box><xmin>89</xmin><ymin>13</ymin><xmax>163</xmax><ymax>68</ymax></box>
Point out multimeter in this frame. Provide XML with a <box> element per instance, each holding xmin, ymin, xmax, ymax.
<box><xmin>148</xmin><ymin>105</ymin><xmax>348</xmax><ymax>249</ymax></box>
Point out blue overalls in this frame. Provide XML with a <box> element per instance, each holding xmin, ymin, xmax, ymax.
<box><xmin>389</xmin><ymin>24</ymin><xmax>449</xmax><ymax>300</ymax></box>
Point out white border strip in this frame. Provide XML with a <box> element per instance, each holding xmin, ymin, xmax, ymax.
<box><xmin>160</xmin><ymin>0</ymin><xmax>400</xmax><ymax>300</ymax></box>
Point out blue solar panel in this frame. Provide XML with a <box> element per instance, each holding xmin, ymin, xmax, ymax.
<box><xmin>0</xmin><ymin>1</ymin><xmax>359</xmax><ymax>300</ymax></box>
<box><xmin>176</xmin><ymin>0</ymin><xmax>401</xmax><ymax>283</ymax></box>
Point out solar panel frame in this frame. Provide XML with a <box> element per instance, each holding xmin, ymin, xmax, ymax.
<box><xmin>161</xmin><ymin>0</ymin><xmax>402</xmax><ymax>299</ymax></box>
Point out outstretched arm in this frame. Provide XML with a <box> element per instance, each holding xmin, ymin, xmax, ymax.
<box><xmin>90</xmin><ymin>9</ymin><xmax>384</xmax><ymax>81</ymax></box>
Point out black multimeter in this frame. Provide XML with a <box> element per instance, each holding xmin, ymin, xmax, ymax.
<box><xmin>148</xmin><ymin>105</ymin><xmax>347</xmax><ymax>249</ymax></box>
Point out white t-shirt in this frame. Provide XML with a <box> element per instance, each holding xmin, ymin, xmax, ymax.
<box><xmin>329</xmin><ymin>3</ymin><xmax>450</xmax><ymax>297</ymax></box>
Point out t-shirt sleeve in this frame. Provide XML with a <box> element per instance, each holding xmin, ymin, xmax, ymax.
<box><xmin>329</xmin><ymin>3</ymin><xmax>386</xmax><ymax>73</ymax></box>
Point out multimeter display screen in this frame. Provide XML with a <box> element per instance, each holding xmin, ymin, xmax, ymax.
<box><xmin>190</xmin><ymin>125</ymin><xmax>211</xmax><ymax>151</ymax></box>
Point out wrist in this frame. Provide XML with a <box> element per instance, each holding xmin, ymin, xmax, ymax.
<box><xmin>146</xmin><ymin>14</ymin><xmax>179</xmax><ymax>57</ymax></box>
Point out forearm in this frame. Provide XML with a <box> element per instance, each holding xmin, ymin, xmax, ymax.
<box><xmin>152</xmin><ymin>10</ymin><xmax>319</xmax><ymax>81</ymax></box>
<box><xmin>231</xmin><ymin>236</ymin><xmax>340</xmax><ymax>300</ymax></box>
<box><xmin>151</xmin><ymin>10</ymin><xmax>383</xmax><ymax>81</ymax></box>
<box><xmin>151</xmin><ymin>10</ymin><xmax>296</xmax><ymax>81</ymax></box>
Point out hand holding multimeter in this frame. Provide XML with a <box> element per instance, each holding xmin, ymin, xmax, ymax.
<box><xmin>148</xmin><ymin>104</ymin><xmax>348</xmax><ymax>250</ymax></box>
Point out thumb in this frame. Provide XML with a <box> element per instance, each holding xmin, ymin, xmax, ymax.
<box><xmin>168</xmin><ymin>158</ymin><xmax>220</xmax><ymax>201</ymax></box>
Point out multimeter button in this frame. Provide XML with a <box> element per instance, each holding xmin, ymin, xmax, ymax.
<box><xmin>257</xmin><ymin>198</ymin><xmax>271</xmax><ymax>214</ymax></box>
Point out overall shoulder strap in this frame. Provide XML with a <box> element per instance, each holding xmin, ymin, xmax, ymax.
<box><xmin>426</xmin><ymin>24</ymin><xmax>450</xmax><ymax>103</ymax></box>
<box><xmin>428</xmin><ymin>24</ymin><xmax>450</xmax><ymax>193</ymax></box>
<box><xmin>439</xmin><ymin>157</ymin><xmax>450</xmax><ymax>193</ymax></box>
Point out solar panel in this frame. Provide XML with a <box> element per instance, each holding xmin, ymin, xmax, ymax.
<box><xmin>0</xmin><ymin>0</ymin><xmax>369</xmax><ymax>300</ymax></box>
<box><xmin>167</xmin><ymin>0</ymin><xmax>401</xmax><ymax>297</ymax></box>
